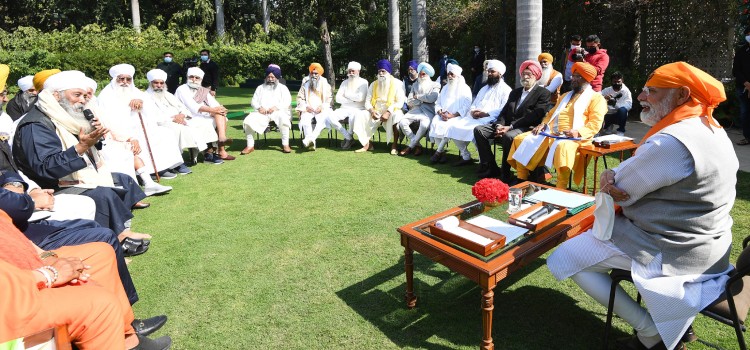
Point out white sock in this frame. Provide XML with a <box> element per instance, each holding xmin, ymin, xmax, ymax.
<box><xmin>137</xmin><ymin>168</ymin><xmax>155</xmax><ymax>186</ymax></box>
<box><xmin>246</xmin><ymin>135</ymin><xmax>255</xmax><ymax>148</ymax></box>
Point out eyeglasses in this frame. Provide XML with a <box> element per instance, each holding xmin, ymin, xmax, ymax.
<box><xmin>117</xmin><ymin>76</ymin><xmax>133</xmax><ymax>82</ymax></box>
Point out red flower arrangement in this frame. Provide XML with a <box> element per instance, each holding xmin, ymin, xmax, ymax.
<box><xmin>472</xmin><ymin>178</ymin><xmax>510</xmax><ymax>206</ymax></box>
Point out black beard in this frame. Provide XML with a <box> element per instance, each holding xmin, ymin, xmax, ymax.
<box><xmin>486</xmin><ymin>75</ymin><xmax>500</xmax><ymax>86</ymax></box>
<box><xmin>572</xmin><ymin>86</ymin><xmax>582</xmax><ymax>94</ymax></box>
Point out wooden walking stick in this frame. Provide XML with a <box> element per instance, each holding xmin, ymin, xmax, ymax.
<box><xmin>137</xmin><ymin>111</ymin><xmax>160</xmax><ymax>183</ymax></box>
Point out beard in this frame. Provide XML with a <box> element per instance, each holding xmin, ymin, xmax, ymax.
<box><xmin>640</xmin><ymin>89</ymin><xmax>678</xmax><ymax>126</ymax></box>
<box><xmin>59</xmin><ymin>94</ymin><xmax>87</xmax><ymax>122</ymax></box>
<box><xmin>152</xmin><ymin>87</ymin><xmax>164</xmax><ymax>93</ymax></box>
<box><xmin>309</xmin><ymin>77</ymin><xmax>319</xmax><ymax>92</ymax></box>
<box><xmin>486</xmin><ymin>75</ymin><xmax>500</xmax><ymax>86</ymax></box>
<box><xmin>187</xmin><ymin>82</ymin><xmax>201</xmax><ymax>89</ymax></box>
<box><xmin>520</xmin><ymin>77</ymin><xmax>536</xmax><ymax>90</ymax></box>
<box><xmin>265</xmin><ymin>79</ymin><xmax>278</xmax><ymax>89</ymax></box>
<box><xmin>377</xmin><ymin>75</ymin><xmax>388</xmax><ymax>85</ymax></box>
<box><xmin>347</xmin><ymin>73</ymin><xmax>358</xmax><ymax>79</ymax></box>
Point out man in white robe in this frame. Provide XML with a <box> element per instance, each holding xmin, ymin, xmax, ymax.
<box><xmin>327</xmin><ymin>61</ymin><xmax>368</xmax><ymax>150</ymax></box>
<box><xmin>174</xmin><ymin>67</ymin><xmax>231</xmax><ymax>163</ymax></box>
<box><xmin>429</xmin><ymin>63</ymin><xmax>472</xmax><ymax>164</ymax></box>
<box><xmin>352</xmin><ymin>59</ymin><xmax>406</xmax><ymax>154</ymax></box>
<box><xmin>241</xmin><ymin>65</ymin><xmax>293</xmax><ymax>154</ymax></box>
<box><xmin>443</xmin><ymin>59</ymin><xmax>511</xmax><ymax>166</ymax></box>
<box><xmin>97</xmin><ymin>64</ymin><xmax>185</xmax><ymax>181</ymax></box>
<box><xmin>297</xmin><ymin>63</ymin><xmax>333</xmax><ymax>151</ymax></box>
<box><xmin>398</xmin><ymin>62</ymin><xmax>440</xmax><ymax>156</ymax></box>
<box><xmin>143</xmin><ymin>68</ymin><xmax>213</xmax><ymax>171</ymax></box>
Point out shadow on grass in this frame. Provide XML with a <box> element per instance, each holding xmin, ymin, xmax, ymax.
<box><xmin>735</xmin><ymin>171</ymin><xmax>750</xmax><ymax>202</ymax></box>
<box><xmin>336</xmin><ymin>255</ymin><xmax>622</xmax><ymax>349</ymax></box>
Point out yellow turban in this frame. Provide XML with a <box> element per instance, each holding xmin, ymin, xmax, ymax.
<box><xmin>571</xmin><ymin>62</ymin><xmax>596</xmax><ymax>82</ymax></box>
<box><xmin>0</xmin><ymin>64</ymin><xmax>8</xmax><ymax>91</ymax></box>
<box><xmin>309</xmin><ymin>63</ymin><xmax>324</xmax><ymax>75</ymax></box>
<box><xmin>538</xmin><ymin>53</ymin><xmax>553</xmax><ymax>64</ymax></box>
<box><xmin>33</xmin><ymin>69</ymin><xmax>61</xmax><ymax>92</ymax></box>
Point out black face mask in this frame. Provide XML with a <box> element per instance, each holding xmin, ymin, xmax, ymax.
<box><xmin>586</xmin><ymin>46</ymin><xmax>598</xmax><ymax>54</ymax></box>
<box><xmin>612</xmin><ymin>83</ymin><xmax>622</xmax><ymax>90</ymax></box>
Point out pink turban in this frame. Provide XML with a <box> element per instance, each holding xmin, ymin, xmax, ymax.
<box><xmin>519</xmin><ymin>60</ymin><xmax>542</xmax><ymax>80</ymax></box>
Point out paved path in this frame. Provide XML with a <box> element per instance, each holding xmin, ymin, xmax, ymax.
<box><xmin>622</xmin><ymin>121</ymin><xmax>750</xmax><ymax>172</ymax></box>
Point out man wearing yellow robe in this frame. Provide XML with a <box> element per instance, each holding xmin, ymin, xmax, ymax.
<box><xmin>507</xmin><ymin>62</ymin><xmax>606</xmax><ymax>188</ymax></box>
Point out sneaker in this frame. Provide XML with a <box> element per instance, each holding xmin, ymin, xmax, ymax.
<box><xmin>157</xmin><ymin>170</ymin><xmax>177</xmax><ymax>180</ymax></box>
<box><xmin>144</xmin><ymin>183</ymin><xmax>173</xmax><ymax>196</ymax></box>
<box><xmin>341</xmin><ymin>138</ymin><xmax>353</xmax><ymax>150</ymax></box>
<box><xmin>203</xmin><ymin>153</ymin><xmax>224</xmax><ymax>165</ymax></box>
<box><xmin>173</xmin><ymin>164</ymin><xmax>192</xmax><ymax>175</ymax></box>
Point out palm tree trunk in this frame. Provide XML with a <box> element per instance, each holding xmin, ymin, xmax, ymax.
<box><xmin>515</xmin><ymin>0</ymin><xmax>542</xmax><ymax>87</ymax></box>
<box><xmin>388</xmin><ymin>0</ymin><xmax>401</xmax><ymax>78</ymax></box>
<box><xmin>131</xmin><ymin>0</ymin><xmax>141</xmax><ymax>33</ymax></box>
<box><xmin>320</xmin><ymin>14</ymin><xmax>335</xmax><ymax>92</ymax></box>
<box><xmin>411</xmin><ymin>0</ymin><xmax>428</xmax><ymax>63</ymax></box>
<box><xmin>215</xmin><ymin>0</ymin><xmax>226</xmax><ymax>38</ymax></box>
<box><xmin>262</xmin><ymin>0</ymin><xmax>269</xmax><ymax>34</ymax></box>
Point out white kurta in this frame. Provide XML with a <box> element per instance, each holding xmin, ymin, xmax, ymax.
<box><xmin>351</xmin><ymin>76</ymin><xmax>405</xmax><ymax>145</ymax></box>
<box><xmin>174</xmin><ymin>84</ymin><xmax>220</xmax><ymax>143</ymax></box>
<box><xmin>143</xmin><ymin>89</ymin><xmax>211</xmax><ymax>151</ymax></box>
<box><xmin>429</xmin><ymin>80</ymin><xmax>473</xmax><ymax>140</ymax></box>
<box><xmin>330</xmin><ymin>77</ymin><xmax>369</xmax><ymax>125</ymax></box>
<box><xmin>444</xmin><ymin>80</ymin><xmax>511</xmax><ymax>142</ymax></box>
<box><xmin>297</xmin><ymin>77</ymin><xmax>333</xmax><ymax>141</ymax></box>
<box><xmin>98</xmin><ymin>83</ymin><xmax>184</xmax><ymax>175</ymax></box>
<box><xmin>243</xmin><ymin>82</ymin><xmax>292</xmax><ymax>134</ymax></box>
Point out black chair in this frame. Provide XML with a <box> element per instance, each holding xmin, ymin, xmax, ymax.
<box><xmin>603</xmin><ymin>236</ymin><xmax>750</xmax><ymax>350</ymax></box>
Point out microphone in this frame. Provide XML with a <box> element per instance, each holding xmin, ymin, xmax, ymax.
<box><xmin>83</xmin><ymin>109</ymin><xmax>104</xmax><ymax>150</ymax></box>
<box><xmin>526</xmin><ymin>204</ymin><xmax>556</xmax><ymax>223</ymax></box>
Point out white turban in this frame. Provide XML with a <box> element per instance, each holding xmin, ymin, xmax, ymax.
<box><xmin>109</xmin><ymin>63</ymin><xmax>135</xmax><ymax>79</ymax></box>
<box><xmin>43</xmin><ymin>70</ymin><xmax>89</xmax><ymax>91</ymax></box>
<box><xmin>347</xmin><ymin>61</ymin><xmax>361</xmax><ymax>71</ymax></box>
<box><xmin>446</xmin><ymin>63</ymin><xmax>463</xmax><ymax>76</ymax></box>
<box><xmin>486</xmin><ymin>60</ymin><xmax>506</xmax><ymax>76</ymax></box>
<box><xmin>84</xmin><ymin>77</ymin><xmax>98</xmax><ymax>92</ymax></box>
<box><xmin>147</xmin><ymin>69</ymin><xmax>168</xmax><ymax>82</ymax></box>
<box><xmin>17</xmin><ymin>75</ymin><xmax>34</xmax><ymax>91</ymax></box>
<box><xmin>187</xmin><ymin>67</ymin><xmax>205</xmax><ymax>79</ymax></box>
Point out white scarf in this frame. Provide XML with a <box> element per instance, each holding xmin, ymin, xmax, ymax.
<box><xmin>36</xmin><ymin>90</ymin><xmax>115</xmax><ymax>187</ymax></box>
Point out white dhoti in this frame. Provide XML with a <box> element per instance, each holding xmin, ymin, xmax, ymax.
<box><xmin>242</xmin><ymin>111</ymin><xmax>292</xmax><ymax>147</ymax></box>
<box><xmin>299</xmin><ymin>110</ymin><xmax>333</xmax><ymax>145</ymax></box>
<box><xmin>444</xmin><ymin>115</ymin><xmax>493</xmax><ymax>142</ymax></box>
<box><xmin>351</xmin><ymin>110</ymin><xmax>401</xmax><ymax>146</ymax></box>
<box><xmin>399</xmin><ymin>110</ymin><xmax>432</xmax><ymax>148</ymax></box>
<box><xmin>328</xmin><ymin>108</ymin><xmax>364</xmax><ymax>140</ymax></box>
<box><xmin>429</xmin><ymin>114</ymin><xmax>463</xmax><ymax>152</ymax></box>
<box><xmin>189</xmin><ymin>115</ymin><xmax>219</xmax><ymax>144</ymax></box>
<box><xmin>134</xmin><ymin>125</ymin><xmax>184</xmax><ymax>174</ymax></box>
<box><xmin>164</xmin><ymin>121</ymin><xmax>209</xmax><ymax>151</ymax></box>
<box><xmin>100</xmin><ymin>140</ymin><xmax>137</xmax><ymax>181</ymax></box>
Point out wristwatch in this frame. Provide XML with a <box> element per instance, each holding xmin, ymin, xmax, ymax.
<box><xmin>3</xmin><ymin>181</ymin><xmax>23</xmax><ymax>189</ymax></box>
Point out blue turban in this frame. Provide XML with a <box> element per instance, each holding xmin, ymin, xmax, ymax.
<box><xmin>417</xmin><ymin>62</ymin><xmax>435</xmax><ymax>77</ymax></box>
<box><xmin>377</xmin><ymin>59</ymin><xmax>392</xmax><ymax>74</ymax></box>
<box><xmin>447</xmin><ymin>58</ymin><xmax>459</xmax><ymax>66</ymax></box>
<box><xmin>407</xmin><ymin>60</ymin><xmax>419</xmax><ymax>71</ymax></box>
<box><xmin>265</xmin><ymin>64</ymin><xmax>281</xmax><ymax>79</ymax></box>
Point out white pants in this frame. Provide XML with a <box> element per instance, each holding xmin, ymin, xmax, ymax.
<box><xmin>398</xmin><ymin>111</ymin><xmax>431</xmax><ymax>148</ymax></box>
<box><xmin>243</xmin><ymin>111</ymin><xmax>292</xmax><ymax>147</ymax></box>
<box><xmin>299</xmin><ymin>110</ymin><xmax>332</xmax><ymax>144</ymax></box>
<box><xmin>328</xmin><ymin>108</ymin><xmax>361</xmax><ymax>140</ymax></box>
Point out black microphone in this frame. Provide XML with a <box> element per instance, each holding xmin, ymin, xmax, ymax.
<box><xmin>83</xmin><ymin>109</ymin><xmax>104</xmax><ymax>150</ymax></box>
<box><xmin>526</xmin><ymin>204</ymin><xmax>556</xmax><ymax>223</ymax></box>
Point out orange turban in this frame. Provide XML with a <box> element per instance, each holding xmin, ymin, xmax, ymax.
<box><xmin>571</xmin><ymin>62</ymin><xmax>596</xmax><ymax>82</ymax></box>
<box><xmin>309</xmin><ymin>63</ymin><xmax>324</xmax><ymax>75</ymax></box>
<box><xmin>33</xmin><ymin>69</ymin><xmax>61</xmax><ymax>92</ymax></box>
<box><xmin>538</xmin><ymin>53</ymin><xmax>553</xmax><ymax>64</ymax></box>
<box><xmin>0</xmin><ymin>64</ymin><xmax>8</xmax><ymax>91</ymax></box>
<box><xmin>645</xmin><ymin>61</ymin><xmax>725</xmax><ymax>122</ymax></box>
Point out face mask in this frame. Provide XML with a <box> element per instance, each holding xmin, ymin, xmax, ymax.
<box><xmin>164</xmin><ymin>57</ymin><xmax>172</xmax><ymax>63</ymax></box>
<box><xmin>474</xmin><ymin>48</ymin><xmax>480</xmax><ymax>53</ymax></box>
<box><xmin>745</xmin><ymin>35</ymin><xmax>750</xmax><ymax>44</ymax></box>
<box><xmin>200</xmin><ymin>55</ymin><xmax>209</xmax><ymax>62</ymax></box>
<box><xmin>585</xmin><ymin>46</ymin><xmax>598</xmax><ymax>54</ymax></box>
<box><xmin>592</xmin><ymin>191</ymin><xmax>615</xmax><ymax>241</ymax></box>
<box><xmin>571</xmin><ymin>44</ymin><xmax>580</xmax><ymax>49</ymax></box>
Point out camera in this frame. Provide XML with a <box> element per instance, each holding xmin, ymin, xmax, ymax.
<box><xmin>607</xmin><ymin>92</ymin><xmax>623</xmax><ymax>106</ymax></box>
<box><xmin>183</xmin><ymin>57</ymin><xmax>199</xmax><ymax>69</ymax></box>
<box><xmin>572</xmin><ymin>47</ymin><xmax>586</xmax><ymax>62</ymax></box>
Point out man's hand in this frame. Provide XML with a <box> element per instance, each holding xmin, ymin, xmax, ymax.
<box><xmin>211</xmin><ymin>106</ymin><xmax>228</xmax><ymax>116</ymax></box>
<box><xmin>50</xmin><ymin>257</ymin><xmax>91</xmax><ymax>287</ymax></box>
<box><xmin>495</xmin><ymin>125</ymin><xmax>511</xmax><ymax>137</ymax></box>
<box><xmin>380</xmin><ymin>111</ymin><xmax>391</xmax><ymax>122</ymax></box>
<box><xmin>472</xmin><ymin>110</ymin><xmax>488</xmax><ymax>119</ymax></box>
<box><xmin>531</xmin><ymin>124</ymin><xmax>546</xmax><ymax>135</ymax></box>
<box><xmin>369</xmin><ymin>109</ymin><xmax>379</xmax><ymax>120</ymax></box>
<box><xmin>2</xmin><ymin>183</ymin><xmax>24</xmax><ymax>194</ymax></box>
<box><xmin>599</xmin><ymin>169</ymin><xmax>630</xmax><ymax>202</ymax></box>
<box><xmin>306</xmin><ymin>106</ymin><xmax>315</xmax><ymax>113</ymax></box>
<box><xmin>29</xmin><ymin>188</ymin><xmax>55</xmax><ymax>210</ymax></box>
<box><xmin>315</xmin><ymin>107</ymin><xmax>322</xmax><ymax>114</ymax></box>
<box><xmin>128</xmin><ymin>99</ymin><xmax>143</xmax><ymax>111</ymax></box>
<box><xmin>76</xmin><ymin>126</ymin><xmax>108</xmax><ymax>155</ymax></box>
<box><xmin>129</xmin><ymin>139</ymin><xmax>142</xmax><ymax>155</ymax></box>
<box><xmin>258</xmin><ymin>107</ymin><xmax>268</xmax><ymax>115</ymax></box>
<box><xmin>173</xmin><ymin>114</ymin><xmax>187</xmax><ymax>125</ymax></box>
<box><xmin>563</xmin><ymin>129</ymin><xmax>580</xmax><ymax>138</ymax></box>
<box><xmin>210</xmin><ymin>90</ymin><xmax>216</xmax><ymax>97</ymax></box>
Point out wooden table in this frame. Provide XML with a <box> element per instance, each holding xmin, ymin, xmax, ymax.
<box><xmin>397</xmin><ymin>182</ymin><xmax>595</xmax><ymax>350</ymax></box>
<box><xmin>579</xmin><ymin>141</ymin><xmax>638</xmax><ymax>194</ymax></box>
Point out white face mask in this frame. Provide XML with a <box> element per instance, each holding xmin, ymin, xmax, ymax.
<box><xmin>592</xmin><ymin>191</ymin><xmax>615</xmax><ymax>241</ymax></box>
<box><xmin>745</xmin><ymin>35</ymin><xmax>750</xmax><ymax>44</ymax></box>
<box><xmin>571</xmin><ymin>44</ymin><xmax>580</xmax><ymax>49</ymax></box>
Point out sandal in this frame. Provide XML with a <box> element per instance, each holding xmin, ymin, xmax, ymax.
<box><xmin>737</xmin><ymin>138</ymin><xmax>749</xmax><ymax>146</ymax></box>
<box><xmin>122</xmin><ymin>238</ymin><xmax>149</xmax><ymax>257</ymax></box>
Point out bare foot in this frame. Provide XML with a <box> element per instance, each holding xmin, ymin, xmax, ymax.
<box><xmin>355</xmin><ymin>143</ymin><xmax>370</xmax><ymax>153</ymax></box>
<box><xmin>119</xmin><ymin>230</ymin><xmax>152</xmax><ymax>242</ymax></box>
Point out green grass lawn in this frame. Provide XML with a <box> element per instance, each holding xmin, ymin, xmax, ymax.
<box><xmin>127</xmin><ymin>87</ymin><xmax>750</xmax><ymax>349</ymax></box>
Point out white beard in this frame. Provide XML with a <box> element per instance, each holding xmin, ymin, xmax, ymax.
<box><xmin>187</xmin><ymin>82</ymin><xmax>201</xmax><ymax>90</ymax></box>
<box><xmin>59</xmin><ymin>95</ymin><xmax>88</xmax><ymax>125</ymax></box>
<box><xmin>376</xmin><ymin>75</ymin><xmax>389</xmax><ymax>98</ymax></box>
<box><xmin>151</xmin><ymin>89</ymin><xmax>168</xmax><ymax>104</ymax></box>
<box><xmin>414</xmin><ymin>76</ymin><xmax>432</xmax><ymax>96</ymax></box>
<box><xmin>640</xmin><ymin>90</ymin><xmax>678</xmax><ymax>126</ymax></box>
<box><xmin>538</xmin><ymin>66</ymin><xmax>552</xmax><ymax>86</ymax></box>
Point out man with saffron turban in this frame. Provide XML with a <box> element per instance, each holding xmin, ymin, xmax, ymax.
<box><xmin>352</xmin><ymin>59</ymin><xmax>406</xmax><ymax>154</ymax></box>
<box><xmin>538</xmin><ymin>52</ymin><xmax>562</xmax><ymax>104</ymax></box>
<box><xmin>507</xmin><ymin>62</ymin><xmax>605</xmax><ymax>188</ymax></box>
<box><xmin>547</xmin><ymin>62</ymin><xmax>737</xmax><ymax>350</ymax></box>
<box><xmin>398</xmin><ymin>62</ymin><xmax>440</xmax><ymax>156</ymax></box>
<box><xmin>298</xmin><ymin>62</ymin><xmax>333</xmax><ymax>151</ymax></box>
<box><xmin>241</xmin><ymin>65</ymin><xmax>293</xmax><ymax>154</ymax></box>
<box><xmin>474</xmin><ymin>60</ymin><xmax>551</xmax><ymax>181</ymax></box>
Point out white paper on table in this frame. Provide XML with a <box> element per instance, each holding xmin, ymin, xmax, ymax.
<box><xmin>466</xmin><ymin>215</ymin><xmax>529</xmax><ymax>242</ymax></box>
<box><xmin>512</xmin><ymin>209</ymin><xmax>562</xmax><ymax>224</ymax></box>
<box><xmin>592</xmin><ymin>134</ymin><xmax>634</xmax><ymax>144</ymax></box>
<box><xmin>527</xmin><ymin>189</ymin><xmax>593</xmax><ymax>209</ymax></box>
<box><xmin>434</xmin><ymin>216</ymin><xmax>494</xmax><ymax>246</ymax></box>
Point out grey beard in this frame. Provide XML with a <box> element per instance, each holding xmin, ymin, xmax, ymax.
<box><xmin>21</xmin><ymin>91</ymin><xmax>35</xmax><ymax>106</ymax></box>
<box><xmin>59</xmin><ymin>95</ymin><xmax>88</xmax><ymax>124</ymax></box>
<box><xmin>152</xmin><ymin>87</ymin><xmax>164</xmax><ymax>93</ymax></box>
<box><xmin>265</xmin><ymin>80</ymin><xmax>278</xmax><ymax>89</ymax></box>
<box><xmin>187</xmin><ymin>82</ymin><xmax>201</xmax><ymax>89</ymax></box>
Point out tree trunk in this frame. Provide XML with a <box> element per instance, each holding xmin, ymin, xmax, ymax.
<box><xmin>320</xmin><ymin>14</ymin><xmax>335</xmax><ymax>94</ymax></box>
<box><xmin>262</xmin><ymin>0</ymin><xmax>269</xmax><ymax>34</ymax></box>
<box><xmin>411</xmin><ymin>0</ymin><xmax>428</xmax><ymax>63</ymax></box>
<box><xmin>215</xmin><ymin>0</ymin><xmax>225</xmax><ymax>38</ymax></box>
<box><xmin>388</xmin><ymin>0</ymin><xmax>401</xmax><ymax>78</ymax></box>
<box><xmin>131</xmin><ymin>0</ymin><xmax>141</xmax><ymax>33</ymax></box>
<box><xmin>515</xmin><ymin>0</ymin><xmax>542</xmax><ymax>87</ymax></box>
<box><xmin>631</xmin><ymin>4</ymin><xmax>642</xmax><ymax>69</ymax></box>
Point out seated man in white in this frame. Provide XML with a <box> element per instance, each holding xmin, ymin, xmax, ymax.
<box><xmin>298</xmin><ymin>63</ymin><xmax>333</xmax><ymax>151</ymax></box>
<box><xmin>443</xmin><ymin>59</ymin><xmax>511</xmax><ymax>166</ymax></box>
<box><xmin>398</xmin><ymin>62</ymin><xmax>440</xmax><ymax>156</ymax></box>
<box><xmin>328</xmin><ymin>61</ymin><xmax>368</xmax><ymax>150</ymax></box>
<box><xmin>174</xmin><ymin>67</ymin><xmax>231</xmax><ymax>163</ymax></box>
<box><xmin>143</xmin><ymin>68</ymin><xmax>215</xmax><ymax>172</ymax></box>
<box><xmin>351</xmin><ymin>59</ymin><xmax>406</xmax><ymax>154</ymax></box>
<box><xmin>241</xmin><ymin>65</ymin><xmax>293</xmax><ymax>154</ymax></box>
<box><xmin>429</xmin><ymin>63</ymin><xmax>472</xmax><ymax>164</ymax></box>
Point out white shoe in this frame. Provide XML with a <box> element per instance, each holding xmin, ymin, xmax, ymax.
<box><xmin>144</xmin><ymin>183</ymin><xmax>173</xmax><ymax>196</ymax></box>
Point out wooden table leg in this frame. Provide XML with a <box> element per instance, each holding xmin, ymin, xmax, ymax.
<box><xmin>592</xmin><ymin>156</ymin><xmax>600</xmax><ymax>194</ymax></box>
<box><xmin>481</xmin><ymin>287</ymin><xmax>495</xmax><ymax>350</ymax></box>
<box><xmin>405</xmin><ymin>246</ymin><xmax>417</xmax><ymax>309</ymax></box>
<box><xmin>582</xmin><ymin>155</ymin><xmax>590</xmax><ymax>194</ymax></box>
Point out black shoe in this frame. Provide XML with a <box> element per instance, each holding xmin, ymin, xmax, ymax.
<box><xmin>478</xmin><ymin>167</ymin><xmax>501</xmax><ymax>179</ymax></box>
<box><xmin>131</xmin><ymin>334</ymin><xmax>172</xmax><ymax>350</ymax></box>
<box><xmin>122</xmin><ymin>238</ymin><xmax>149</xmax><ymax>257</ymax></box>
<box><xmin>132</xmin><ymin>315</ymin><xmax>168</xmax><ymax>336</ymax></box>
<box><xmin>453</xmin><ymin>158</ymin><xmax>475</xmax><ymax>167</ymax></box>
<box><xmin>476</xmin><ymin>163</ymin><xmax>490</xmax><ymax>174</ymax></box>
<box><xmin>680</xmin><ymin>325</ymin><xmax>698</xmax><ymax>343</ymax></box>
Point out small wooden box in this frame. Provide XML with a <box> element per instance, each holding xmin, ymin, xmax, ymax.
<box><xmin>593</xmin><ymin>140</ymin><xmax>635</xmax><ymax>149</ymax></box>
<box><xmin>508</xmin><ymin>202</ymin><xmax>567</xmax><ymax>231</ymax></box>
<box><xmin>428</xmin><ymin>219</ymin><xmax>506</xmax><ymax>256</ymax></box>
